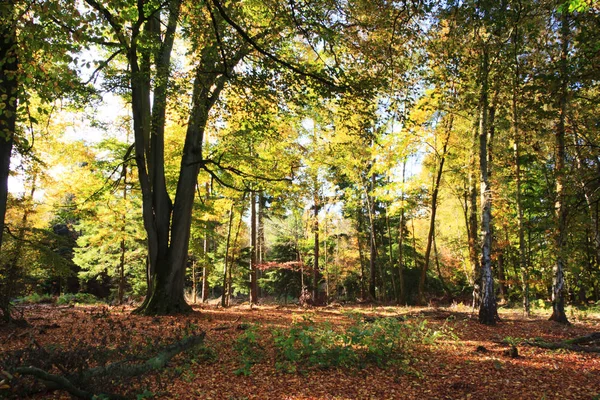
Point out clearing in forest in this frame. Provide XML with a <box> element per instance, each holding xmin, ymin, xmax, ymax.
<box><xmin>1</xmin><ymin>304</ymin><xmax>599</xmax><ymax>399</ymax></box>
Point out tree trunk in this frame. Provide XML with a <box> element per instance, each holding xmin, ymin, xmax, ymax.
<box><xmin>324</xmin><ymin>213</ymin><xmax>329</xmax><ymax>302</ymax></box>
<box><xmin>366</xmin><ymin>177</ymin><xmax>378</xmax><ymax>301</ymax></box>
<box><xmin>512</xmin><ymin>23</ymin><xmax>530</xmax><ymax>315</ymax></box>
<box><xmin>398</xmin><ymin>160</ymin><xmax>406</xmax><ymax>304</ymax></box>
<box><xmin>433</xmin><ymin>235</ymin><xmax>452</xmax><ymax>300</ymax></box>
<box><xmin>222</xmin><ymin>202</ymin><xmax>234</xmax><ymax>307</ymax></box>
<box><xmin>385</xmin><ymin>205</ymin><xmax>397</xmax><ymax>302</ymax></box>
<box><xmin>357</xmin><ymin>211</ymin><xmax>366</xmax><ymax>300</ymax></box>
<box><xmin>250</xmin><ymin>191</ymin><xmax>258</xmax><ymax>304</ymax></box>
<box><xmin>477</xmin><ymin>45</ymin><xmax>497</xmax><ymax>325</ymax></box>
<box><xmin>418</xmin><ymin>114</ymin><xmax>453</xmax><ymax>304</ymax></box>
<box><xmin>117</xmin><ymin>164</ymin><xmax>128</xmax><ymax>305</ymax></box>
<box><xmin>549</xmin><ymin>11</ymin><xmax>570</xmax><ymax>324</ymax></box>
<box><xmin>468</xmin><ymin>122</ymin><xmax>480</xmax><ymax>309</ymax></box>
<box><xmin>229</xmin><ymin>200</ymin><xmax>245</xmax><ymax>305</ymax></box>
<box><xmin>131</xmin><ymin>20</ymin><xmax>251</xmax><ymax>314</ymax></box>
<box><xmin>0</xmin><ymin>3</ymin><xmax>18</xmax><ymax>253</ymax></box>
<box><xmin>201</xmin><ymin>234</ymin><xmax>209</xmax><ymax>303</ymax></box>
<box><xmin>312</xmin><ymin>196</ymin><xmax>321</xmax><ymax>303</ymax></box>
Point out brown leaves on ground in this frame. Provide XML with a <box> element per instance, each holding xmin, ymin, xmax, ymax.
<box><xmin>1</xmin><ymin>304</ymin><xmax>599</xmax><ymax>399</ymax></box>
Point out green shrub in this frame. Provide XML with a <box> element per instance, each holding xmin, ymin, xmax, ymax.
<box><xmin>234</xmin><ymin>325</ymin><xmax>263</xmax><ymax>376</ymax></box>
<box><xmin>272</xmin><ymin>315</ymin><xmax>450</xmax><ymax>373</ymax></box>
<box><xmin>15</xmin><ymin>293</ymin><xmax>54</xmax><ymax>304</ymax></box>
<box><xmin>56</xmin><ymin>293</ymin><xmax>102</xmax><ymax>305</ymax></box>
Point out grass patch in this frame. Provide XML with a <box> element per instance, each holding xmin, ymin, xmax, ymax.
<box><xmin>56</xmin><ymin>293</ymin><xmax>103</xmax><ymax>305</ymax></box>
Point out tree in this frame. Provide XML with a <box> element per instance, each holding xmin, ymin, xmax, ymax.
<box><xmin>0</xmin><ymin>1</ymin><xmax>18</xmax><ymax>256</ymax></box>
<box><xmin>549</xmin><ymin>9</ymin><xmax>570</xmax><ymax>324</ymax></box>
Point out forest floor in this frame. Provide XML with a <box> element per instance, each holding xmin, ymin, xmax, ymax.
<box><xmin>1</xmin><ymin>302</ymin><xmax>599</xmax><ymax>400</ymax></box>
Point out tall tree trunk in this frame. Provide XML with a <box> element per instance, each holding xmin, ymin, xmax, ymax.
<box><xmin>468</xmin><ymin>122</ymin><xmax>480</xmax><ymax>309</ymax></box>
<box><xmin>257</xmin><ymin>191</ymin><xmax>265</xmax><ymax>298</ymax></box>
<box><xmin>250</xmin><ymin>191</ymin><xmax>258</xmax><ymax>304</ymax></box>
<box><xmin>365</xmin><ymin>176</ymin><xmax>378</xmax><ymax>300</ymax></box>
<box><xmin>118</xmin><ymin>164</ymin><xmax>128</xmax><ymax>305</ymax></box>
<box><xmin>418</xmin><ymin>114</ymin><xmax>453</xmax><ymax>304</ymax></box>
<box><xmin>222</xmin><ymin>202</ymin><xmax>234</xmax><ymax>307</ymax></box>
<box><xmin>357</xmin><ymin>211</ymin><xmax>366</xmax><ymax>300</ymax></box>
<box><xmin>133</xmin><ymin>32</ymin><xmax>250</xmax><ymax>314</ymax></box>
<box><xmin>488</xmin><ymin>91</ymin><xmax>505</xmax><ymax>304</ymax></box>
<box><xmin>512</xmin><ymin>23</ymin><xmax>530</xmax><ymax>315</ymax></box>
<box><xmin>0</xmin><ymin>3</ymin><xmax>18</xmax><ymax>254</ymax></box>
<box><xmin>258</xmin><ymin>192</ymin><xmax>265</xmax><ymax>264</ymax></box>
<box><xmin>573</xmin><ymin>135</ymin><xmax>600</xmax><ymax>284</ymax></box>
<box><xmin>433</xmin><ymin>235</ymin><xmax>452</xmax><ymax>300</ymax></box>
<box><xmin>192</xmin><ymin>259</ymin><xmax>197</xmax><ymax>304</ymax></box>
<box><xmin>478</xmin><ymin>45</ymin><xmax>497</xmax><ymax>325</ymax></box>
<box><xmin>385</xmin><ymin>205</ymin><xmax>398</xmax><ymax>302</ymax></box>
<box><xmin>549</xmin><ymin>11</ymin><xmax>570</xmax><ymax>324</ymax></box>
<box><xmin>312</xmin><ymin>196</ymin><xmax>321</xmax><ymax>303</ymax></box>
<box><xmin>324</xmin><ymin>213</ymin><xmax>329</xmax><ymax>302</ymax></box>
<box><xmin>397</xmin><ymin>160</ymin><xmax>406</xmax><ymax>304</ymax></box>
<box><xmin>201</xmin><ymin>234</ymin><xmax>209</xmax><ymax>303</ymax></box>
<box><xmin>229</xmin><ymin>200</ymin><xmax>245</xmax><ymax>305</ymax></box>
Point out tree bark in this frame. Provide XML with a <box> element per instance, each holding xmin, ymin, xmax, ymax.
<box><xmin>468</xmin><ymin>122</ymin><xmax>480</xmax><ymax>310</ymax></box>
<box><xmin>365</xmin><ymin>176</ymin><xmax>378</xmax><ymax>301</ymax></box>
<box><xmin>250</xmin><ymin>191</ymin><xmax>258</xmax><ymax>304</ymax></box>
<box><xmin>549</xmin><ymin>10</ymin><xmax>570</xmax><ymax>324</ymax></box>
<box><xmin>477</xmin><ymin>45</ymin><xmax>497</xmax><ymax>325</ymax></box>
<box><xmin>418</xmin><ymin>114</ymin><xmax>453</xmax><ymax>304</ymax></box>
<box><xmin>222</xmin><ymin>202</ymin><xmax>234</xmax><ymax>307</ymax></box>
<box><xmin>357</xmin><ymin>210</ymin><xmax>366</xmax><ymax>300</ymax></box>
<box><xmin>512</xmin><ymin>23</ymin><xmax>530</xmax><ymax>315</ymax></box>
<box><xmin>312</xmin><ymin>196</ymin><xmax>321</xmax><ymax>303</ymax></box>
<box><xmin>385</xmin><ymin>205</ymin><xmax>398</xmax><ymax>302</ymax></box>
<box><xmin>0</xmin><ymin>2</ymin><xmax>18</xmax><ymax>253</ymax></box>
<box><xmin>397</xmin><ymin>160</ymin><xmax>406</xmax><ymax>304</ymax></box>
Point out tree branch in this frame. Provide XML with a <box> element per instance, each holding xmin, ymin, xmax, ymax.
<box><xmin>83</xmin><ymin>0</ymin><xmax>130</xmax><ymax>49</ymax></box>
<box><xmin>210</xmin><ymin>0</ymin><xmax>343</xmax><ymax>90</ymax></box>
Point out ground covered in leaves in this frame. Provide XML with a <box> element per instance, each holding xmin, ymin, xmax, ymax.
<box><xmin>1</xmin><ymin>303</ymin><xmax>599</xmax><ymax>399</ymax></box>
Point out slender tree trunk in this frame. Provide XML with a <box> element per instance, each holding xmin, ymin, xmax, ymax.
<box><xmin>496</xmin><ymin>240</ymin><xmax>507</xmax><ymax>303</ymax></box>
<box><xmin>258</xmin><ymin>192</ymin><xmax>265</xmax><ymax>264</ymax></box>
<box><xmin>468</xmin><ymin>123</ymin><xmax>480</xmax><ymax>309</ymax></box>
<box><xmin>257</xmin><ymin>192</ymin><xmax>265</xmax><ymax>298</ymax></box>
<box><xmin>229</xmin><ymin>201</ymin><xmax>245</xmax><ymax>305</ymax></box>
<box><xmin>118</xmin><ymin>164</ymin><xmax>128</xmax><ymax>305</ymax></box>
<box><xmin>192</xmin><ymin>259</ymin><xmax>197</xmax><ymax>304</ymax></box>
<box><xmin>357</xmin><ymin>211</ymin><xmax>366</xmax><ymax>300</ymax></box>
<box><xmin>478</xmin><ymin>45</ymin><xmax>497</xmax><ymax>325</ymax></box>
<box><xmin>250</xmin><ymin>191</ymin><xmax>258</xmax><ymax>304</ymax></box>
<box><xmin>433</xmin><ymin>235</ymin><xmax>452</xmax><ymax>300</ymax></box>
<box><xmin>510</xmin><ymin>13</ymin><xmax>529</xmax><ymax>316</ymax></box>
<box><xmin>418</xmin><ymin>114</ymin><xmax>453</xmax><ymax>304</ymax></box>
<box><xmin>365</xmin><ymin>177</ymin><xmax>378</xmax><ymax>301</ymax></box>
<box><xmin>385</xmin><ymin>206</ymin><xmax>398</xmax><ymax>302</ymax></box>
<box><xmin>0</xmin><ymin>4</ymin><xmax>18</xmax><ymax>254</ymax></box>
<box><xmin>512</xmin><ymin>40</ymin><xmax>530</xmax><ymax>316</ymax></box>
<box><xmin>222</xmin><ymin>202</ymin><xmax>234</xmax><ymax>307</ymax></box>
<box><xmin>201</xmin><ymin>234</ymin><xmax>209</xmax><ymax>303</ymax></box>
<box><xmin>550</xmin><ymin>11</ymin><xmax>570</xmax><ymax>324</ymax></box>
<box><xmin>398</xmin><ymin>161</ymin><xmax>406</xmax><ymax>304</ymax></box>
<box><xmin>324</xmin><ymin>214</ymin><xmax>329</xmax><ymax>302</ymax></box>
<box><xmin>313</xmin><ymin>196</ymin><xmax>321</xmax><ymax>303</ymax></box>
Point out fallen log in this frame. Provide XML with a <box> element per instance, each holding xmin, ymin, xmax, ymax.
<box><xmin>13</xmin><ymin>332</ymin><xmax>206</xmax><ymax>399</ymax></box>
<box><xmin>525</xmin><ymin>332</ymin><xmax>600</xmax><ymax>354</ymax></box>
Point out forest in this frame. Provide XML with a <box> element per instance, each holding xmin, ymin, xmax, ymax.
<box><xmin>0</xmin><ymin>0</ymin><xmax>599</xmax><ymax>398</ymax></box>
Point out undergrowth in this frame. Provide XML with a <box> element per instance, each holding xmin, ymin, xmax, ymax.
<box><xmin>267</xmin><ymin>314</ymin><xmax>455</xmax><ymax>374</ymax></box>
